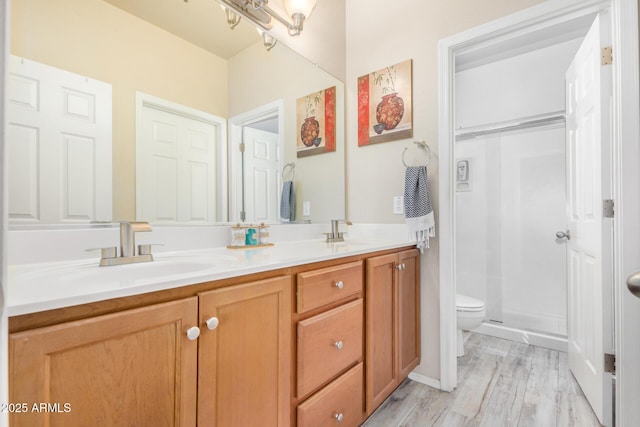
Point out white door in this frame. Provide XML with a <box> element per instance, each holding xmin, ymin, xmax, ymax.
<box><xmin>243</xmin><ymin>126</ymin><xmax>280</xmax><ymax>224</ymax></box>
<box><xmin>137</xmin><ymin>104</ymin><xmax>219</xmax><ymax>223</ymax></box>
<box><xmin>565</xmin><ymin>12</ymin><xmax>613</xmax><ymax>426</ymax></box>
<box><xmin>7</xmin><ymin>56</ymin><xmax>112</xmax><ymax>224</ymax></box>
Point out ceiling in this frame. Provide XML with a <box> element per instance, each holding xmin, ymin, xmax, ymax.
<box><xmin>103</xmin><ymin>0</ymin><xmax>261</xmax><ymax>59</ymax></box>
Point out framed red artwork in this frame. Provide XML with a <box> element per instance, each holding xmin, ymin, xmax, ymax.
<box><xmin>358</xmin><ymin>59</ymin><xmax>413</xmax><ymax>146</ymax></box>
<box><xmin>296</xmin><ymin>86</ymin><xmax>336</xmax><ymax>157</ymax></box>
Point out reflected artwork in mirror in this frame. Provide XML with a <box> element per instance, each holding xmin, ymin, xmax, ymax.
<box><xmin>7</xmin><ymin>0</ymin><xmax>345</xmax><ymax>227</ymax></box>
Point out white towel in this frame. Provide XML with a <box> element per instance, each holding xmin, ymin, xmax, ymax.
<box><xmin>404</xmin><ymin>166</ymin><xmax>435</xmax><ymax>253</ymax></box>
<box><xmin>280</xmin><ymin>180</ymin><xmax>296</xmax><ymax>222</ymax></box>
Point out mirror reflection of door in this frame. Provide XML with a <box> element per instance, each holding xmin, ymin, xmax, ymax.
<box><xmin>136</xmin><ymin>93</ymin><xmax>226</xmax><ymax>224</ymax></box>
<box><xmin>229</xmin><ymin>101</ymin><xmax>283</xmax><ymax>224</ymax></box>
<box><xmin>7</xmin><ymin>56</ymin><xmax>113</xmax><ymax>224</ymax></box>
<box><xmin>242</xmin><ymin>122</ymin><xmax>280</xmax><ymax>224</ymax></box>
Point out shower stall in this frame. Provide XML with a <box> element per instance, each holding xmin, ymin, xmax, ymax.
<box><xmin>454</xmin><ymin>37</ymin><xmax>585</xmax><ymax>351</ymax></box>
<box><xmin>455</xmin><ymin>122</ymin><xmax>568</xmax><ymax>349</ymax></box>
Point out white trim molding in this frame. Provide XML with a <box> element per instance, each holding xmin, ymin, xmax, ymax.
<box><xmin>611</xmin><ymin>0</ymin><xmax>640</xmax><ymax>425</ymax></box>
<box><xmin>0</xmin><ymin>0</ymin><xmax>9</xmax><ymax>425</ymax></box>
<box><xmin>408</xmin><ymin>372</ymin><xmax>441</xmax><ymax>391</ymax></box>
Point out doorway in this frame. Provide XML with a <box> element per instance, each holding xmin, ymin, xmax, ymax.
<box><xmin>228</xmin><ymin>100</ymin><xmax>284</xmax><ymax>224</ymax></box>
<box><xmin>438</xmin><ymin>1</ymin><xmax>623</xmax><ymax>426</ymax></box>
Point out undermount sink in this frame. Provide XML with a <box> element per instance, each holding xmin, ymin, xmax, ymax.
<box><xmin>17</xmin><ymin>253</ymin><xmax>242</xmax><ymax>284</ymax></box>
<box><xmin>326</xmin><ymin>240</ymin><xmax>377</xmax><ymax>252</ymax></box>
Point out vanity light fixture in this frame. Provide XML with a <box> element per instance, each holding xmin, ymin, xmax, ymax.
<box><xmin>221</xmin><ymin>5</ymin><xmax>242</xmax><ymax>29</ymax></box>
<box><xmin>217</xmin><ymin>0</ymin><xmax>317</xmax><ymax>37</ymax></box>
<box><xmin>257</xmin><ymin>28</ymin><xmax>278</xmax><ymax>51</ymax></box>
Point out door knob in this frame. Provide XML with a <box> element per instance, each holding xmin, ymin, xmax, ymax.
<box><xmin>626</xmin><ymin>272</ymin><xmax>640</xmax><ymax>299</ymax></box>
<box><xmin>555</xmin><ymin>230</ymin><xmax>571</xmax><ymax>240</ymax></box>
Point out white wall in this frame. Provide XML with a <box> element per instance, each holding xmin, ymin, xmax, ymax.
<box><xmin>345</xmin><ymin>0</ymin><xmax>547</xmax><ymax>382</ymax></box>
<box><xmin>456</xmin><ymin>38</ymin><xmax>582</xmax><ymax>127</ymax></box>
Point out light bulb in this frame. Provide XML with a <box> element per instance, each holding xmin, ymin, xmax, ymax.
<box><xmin>283</xmin><ymin>0</ymin><xmax>317</xmax><ymax>19</ymax></box>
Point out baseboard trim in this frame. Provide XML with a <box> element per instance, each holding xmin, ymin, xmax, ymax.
<box><xmin>408</xmin><ymin>372</ymin><xmax>441</xmax><ymax>390</ymax></box>
<box><xmin>474</xmin><ymin>322</ymin><xmax>568</xmax><ymax>352</ymax></box>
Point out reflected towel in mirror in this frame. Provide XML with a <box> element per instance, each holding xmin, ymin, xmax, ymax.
<box><xmin>280</xmin><ymin>181</ymin><xmax>296</xmax><ymax>222</ymax></box>
<box><xmin>404</xmin><ymin>166</ymin><xmax>435</xmax><ymax>253</ymax></box>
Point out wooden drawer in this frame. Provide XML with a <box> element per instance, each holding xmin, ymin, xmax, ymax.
<box><xmin>297</xmin><ymin>261</ymin><xmax>363</xmax><ymax>313</ymax></box>
<box><xmin>297</xmin><ymin>299</ymin><xmax>363</xmax><ymax>398</ymax></box>
<box><xmin>298</xmin><ymin>362</ymin><xmax>364</xmax><ymax>427</ymax></box>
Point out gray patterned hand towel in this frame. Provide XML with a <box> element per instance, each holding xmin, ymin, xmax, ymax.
<box><xmin>404</xmin><ymin>166</ymin><xmax>435</xmax><ymax>253</ymax></box>
<box><xmin>280</xmin><ymin>180</ymin><xmax>296</xmax><ymax>222</ymax></box>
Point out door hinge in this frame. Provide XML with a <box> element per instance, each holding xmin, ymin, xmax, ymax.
<box><xmin>603</xmin><ymin>199</ymin><xmax>614</xmax><ymax>218</ymax></box>
<box><xmin>601</xmin><ymin>46</ymin><xmax>613</xmax><ymax>65</ymax></box>
<box><xmin>239</xmin><ymin>143</ymin><xmax>245</xmax><ymax>153</ymax></box>
<box><xmin>604</xmin><ymin>353</ymin><xmax>616</xmax><ymax>375</ymax></box>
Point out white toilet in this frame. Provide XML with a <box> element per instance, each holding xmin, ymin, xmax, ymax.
<box><xmin>456</xmin><ymin>294</ymin><xmax>486</xmax><ymax>357</ymax></box>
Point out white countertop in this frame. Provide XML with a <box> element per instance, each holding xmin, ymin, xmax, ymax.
<box><xmin>8</xmin><ymin>238</ymin><xmax>415</xmax><ymax>316</ymax></box>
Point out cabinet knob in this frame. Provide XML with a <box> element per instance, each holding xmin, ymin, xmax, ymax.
<box><xmin>334</xmin><ymin>280</ymin><xmax>344</xmax><ymax>290</ymax></box>
<box><xmin>186</xmin><ymin>326</ymin><xmax>200</xmax><ymax>341</ymax></box>
<box><xmin>333</xmin><ymin>340</ymin><xmax>344</xmax><ymax>350</ymax></box>
<box><xmin>395</xmin><ymin>263</ymin><xmax>406</xmax><ymax>270</ymax></box>
<box><xmin>206</xmin><ymin>317</ymin><xmax>220</xmax><ymax>330</ymax></box>
<box><xmin>333</xmin><ymin>412</ymin><xmax>344</xmax><ymax>423</ymax></box>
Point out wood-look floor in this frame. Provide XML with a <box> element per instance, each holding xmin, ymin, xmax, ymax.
<box><xmin>363</xmin><ymin>332</ymin><xmax>602</xmax><ymax>427</ymax></box>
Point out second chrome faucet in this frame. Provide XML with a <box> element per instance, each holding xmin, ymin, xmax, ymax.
<box><xmin>325</xmin><ymin>219</ymin><xmax>352</xmax><ymax>243</ymax></box>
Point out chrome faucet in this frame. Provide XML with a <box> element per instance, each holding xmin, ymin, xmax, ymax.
<box><xmin>89</xmin><ymin>221</ymin><xmax>155</xmax><ymax>266</ymax></box>
<box><xmin>325</xmin><ymin>219</ymin><xmax>352</xmax><ymax>243</ymax></box>
<box><xmin>120</xmin><ymin>221</ymin><xmax>152</xmax><ymax>258</ymax></box>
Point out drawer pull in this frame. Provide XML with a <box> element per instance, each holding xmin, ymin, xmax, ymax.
<box><xmin>333</xmin><ymin>340</ymin><xmax>344</xmax><ymax>350</ymax></box>
<box><xmin>333</xmin><ymin>412</ymin><xmax>344</xmax><ymax>423</ymax></box>
<box><xmin>334</xmin><ymin>280</ymin><xmax>344</xmax><ymax>290</ymax></box>
<box><xmin>205</xmin><ymin>317</ymin><xmax>219</xmax><ymax>330</ymax></box>
<box><xmin>186</xmin><ymin>326</ymin><xmax>200</xmax><ymax>341</ymax></box>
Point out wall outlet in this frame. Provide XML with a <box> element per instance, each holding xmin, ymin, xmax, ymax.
<box><xmin>393</xmin><ymin>196</ymin><xmax>404</xmax><ymax>215</ymax></box>
<box><xmin>303</xmin><ymin>201</ymin><xmax>311</xmax><ymax>217</ymax></box>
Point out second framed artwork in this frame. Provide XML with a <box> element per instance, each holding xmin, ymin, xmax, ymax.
<box><xmin>296</xmin><ymin>86</ymin><xmax>336</xmax><ymax>158</ymax></box>
<box><xmin>358</xmin><ymin>59</ymin><xmax>413</xmax><ymax>146</ymax></box>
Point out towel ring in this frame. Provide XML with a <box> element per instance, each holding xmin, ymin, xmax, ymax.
<box><xmin>402</xmin><ymin>140</ymin><xmax>431</xmax><ymax>167</ymax></box>
<box><xmin>282</xmin><ymin>162</ymin><xmax>295</xmax><ymax>181</ymax></box>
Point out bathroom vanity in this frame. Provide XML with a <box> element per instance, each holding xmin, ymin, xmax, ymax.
<box><xmin>7</xmin><ymin>239</ymin><xmax>420</xmax><ymax>427</ymax></box>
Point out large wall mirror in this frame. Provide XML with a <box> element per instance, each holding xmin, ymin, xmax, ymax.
<box><xmin>7</xmin><ymin>0</ymin><xmax>345</xmax><ymax>226</ymax></box>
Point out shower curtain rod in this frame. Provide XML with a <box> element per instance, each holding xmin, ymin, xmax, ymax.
<box><xmin>455</xmin><ymin>110</ymin><xmax>566</xmax><ymax>141</ymax></box>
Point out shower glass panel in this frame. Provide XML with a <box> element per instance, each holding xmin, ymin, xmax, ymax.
<box><xmin>455</xmin><ymin>124</ymin><xmax>567</xmax><ymax>337</ymax></box>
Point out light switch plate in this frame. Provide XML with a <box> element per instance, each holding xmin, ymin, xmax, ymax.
<box><xmin>393</xmin><ymin>196</ymin><xmax>404</xmax><ymax>215</ymax></box>
<box><xmin>303</xmin><ymin>201</ymin><xmax>311</xmax><ymax>217</ymax></box>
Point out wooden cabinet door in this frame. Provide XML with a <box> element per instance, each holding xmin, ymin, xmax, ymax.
<box><xmin>197</xmin><ymin>276</ymin><xmax>291</xmax><ymax>427</ymax></box>
<box><xmin>9</xmin><ymin>297</ymin><xmax>199</xmax><ymax>427</ymax></box>
<box><xmin>397</xmin><ymin>249</ymin><xmax>421</xmax><ymax>379</ymax></box>
<box><xmin>365</xmin><ymin>253</ymin><xmax>398</xmax><ymax>414</ymax></box>
<box><xmin>365</xmin><ymin>250</ymin><xmax>421</xmax><ymax>415</ymax></box>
